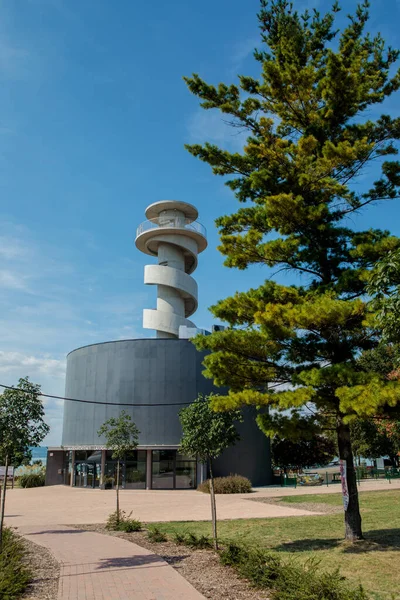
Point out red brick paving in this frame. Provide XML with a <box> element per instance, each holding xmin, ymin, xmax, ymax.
<box><xmin>20</xmin><ymin>525</ymin><xmax>205</xmax><ymax>600</ymax></box>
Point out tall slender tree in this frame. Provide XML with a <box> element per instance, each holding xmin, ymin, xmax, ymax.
<box><xmin>98</xmin><ymin>411</ymin><xmax>139</xmax><ymax>526</ymax></box>
<box><xmin>184</xmin><ymin>0</ymin><xmax>400</xmax><ymax>540</ymax></box>
<box><xmin>179</xmin><ymin>395</ymin><xmax>241</xmax><ymax>550</ymax></box>
<box><xmin>0</xmin><ymin>378</ymin><xmax>49</xmax><ymax>551</ymax></box>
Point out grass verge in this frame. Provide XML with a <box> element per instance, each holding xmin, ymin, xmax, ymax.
<box><xmin>0</xmin><ymin>527</ymin><xmax>31</xmax><ymax>599</ymax></box>
<box><xmin>152</xmin><ymin>489</ymin><xmax>400</xmax><ymax>599</ymax></box>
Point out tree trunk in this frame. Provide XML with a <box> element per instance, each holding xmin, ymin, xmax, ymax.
<box><xmin>0</xmin><ymin>455</ymin><xmax>9</xmax><ymax>552</ymax></box>
<box><xmin>208</xmin><ymin>458</ymin><xmax>218</xmax><ymax>551</ymax></box>
<box><xmin>337</xmin><ymin>419</ymin><xmax>363</xmax><ymax>541</ymax></box>
<box><xmin>116</xmin><ymin>459</ymin><xmax>120</xmax><ymax>525</ymax></box>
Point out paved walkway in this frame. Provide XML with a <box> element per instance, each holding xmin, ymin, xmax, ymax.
<box><xmin>20</xmin><ymin>524</ymin><xmax>205</xmax><ymax>600</ymax></box>
<box><xmin>8</xmin><ymin>481</ymin><xmax>400</xmax><ymax>599</ymax></box>
<box><xmin>5</xmin><ymin>479</ymin><xmax>400</xmax><ymax>528</ymax></box>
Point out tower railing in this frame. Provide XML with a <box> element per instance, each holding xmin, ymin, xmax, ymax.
<box><xmin>136</xmin><ymin>217</ymin><xmax>206</xmax><ymax>240</ymax></box>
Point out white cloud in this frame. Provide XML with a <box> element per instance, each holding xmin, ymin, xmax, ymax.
<box><xmin>0</xmin><ymin>350</ymin><xmax>67</xmax><ymax>447</ymax></box>
<box><xmin>0</xmin><ymin>269</ymin><xmax>29</xmax><ymax>290</ymax></box>
<box><xmin>0</xmin><ymin>351</ymin><xmax>66</xmax><ymax>379</ymax></box>
<box><xmin>0</xmin><ymin>236</ymin><xmax>28</xmax><ymax>259</ymax></box>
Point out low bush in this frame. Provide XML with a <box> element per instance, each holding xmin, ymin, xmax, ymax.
<box><xmin>174</xmin><ymin>531</ymin><xmax>187</xmax><ymax>544</ymax></box>
<box><xmin>173</xmin><ymin>531</ymin><xmax>213</xmax><ymax>549</ymax></box>
<box><xmin>105</xmin><ymin>510</ymin><xmax>141</xmax><ymax>532</ymax></box>
<box><xmin>18</xmin><ymin>472</ymin><xmax>45</xmax><ymax>488</ymax></box>
<box><xmin>185</xmin><ymin>533</ymin><xmax>213</xmax><ymax>549</ymax></box>
<box><xmin>147</xmin><ymin>526</ymin><xmax>167</xmax><ymax>543</ymax></box>
<box><xmin>0</xmin><ymin>527</ymin><xmax>31</xmax><ymax>599</ymax></box>
<box><xmin>197</xmin><ymin>474</ymin><xmax>252</xmax><ymax>494</ymax></box>
<box><xmin>220</xmin><ymin>544</ymin><xmax>368</xmax><ymax>600</ymax></box>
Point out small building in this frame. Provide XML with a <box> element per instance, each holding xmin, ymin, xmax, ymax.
<box><xmin>46</xmin><ymin>201</ymin><xmax>272</xmax><ymax>489</ymax></box>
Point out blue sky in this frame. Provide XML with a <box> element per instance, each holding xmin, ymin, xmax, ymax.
<box><xmin>1</xmin><ymin>0</ymin><xmax>400</xmax><ymax>445</ymax></box>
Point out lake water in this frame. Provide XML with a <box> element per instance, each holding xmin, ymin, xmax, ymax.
<box><xmin>30</xmin><ymin>446</ymin><xmax>47</xmax><ymax>464</ymax></box>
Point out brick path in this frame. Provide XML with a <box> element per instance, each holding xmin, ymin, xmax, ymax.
<box><xmin>20</xmin><ymin>525</ymin><xmax>205</xmax><ymax>600</ymax></box>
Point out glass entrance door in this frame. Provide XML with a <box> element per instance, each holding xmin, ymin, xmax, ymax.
<box><xmin>75</xmin><ymin>462</ymin><xmax>85</xmax><ymax>487</ymax></box>
<box><xmin>74</xmin><ymin>462</ymin><xmax>99</xmax><ymax>488</ymax></box>
<box><xmin>86</xmin><ymin>463</ymin><xmax>95</xmax><ymax>488</ymax></box>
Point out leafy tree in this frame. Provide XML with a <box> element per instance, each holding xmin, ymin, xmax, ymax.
<box><xmin>97</xmin><ymin>411</ymin><xmax>140</xmax><ymax>525</ymax></box>
<box><xmin>368</xmin><ymin>248</ymin><xmax>400</xmax><ymax>346</ymax></box>
<box><xmin>272</xmin><ymin>435</ymin><xmax>336</xmax><ymax>471</ymax></box>
<box><xmin>185</xmin><ymin>0</ymin><xmax>400</xmax><ymax>540</ymax></box>
<box><xmin>350</xmin><ymin>418</ymin><xmax>398</xmax><ymax>465</ymax></box>
<box><xmin>179</xmin><ymin>395</ymin><xmax>241</xmax><ymax>549</ymax></box>
<box><xmin>376</xmin><ymin>419</ymin><xmax>400</xmax><ymax>465</ymax></box>
<box><xmin>0</xmin><ymin>377</ymin><xmax>49</xmax><ymax>551</ymax></box>
<box><xmin>351</xmin><ymin>346</ymin><xmax>400</xmax><ymax>465</ymax></box>
<box><xmin>0</xmin><ymin>446</ymin><xmax>32</xmax><ymax>469</ymax></box>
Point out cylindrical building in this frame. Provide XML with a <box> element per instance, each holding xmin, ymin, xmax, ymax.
<box><xmin>46</xmin><ymin>200</ymin><xmax>271</xmax><ymax>489</ymax></box>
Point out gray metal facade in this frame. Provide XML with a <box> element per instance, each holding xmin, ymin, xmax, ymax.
<box><xmin>62</xmin><ymin>339</ymin><xmax>271</xmax><ymax>485</ymax></box>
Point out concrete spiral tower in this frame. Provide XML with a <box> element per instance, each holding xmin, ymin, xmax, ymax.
<box><xmin>135</xmin><ymin>200</ymin><xmax>207</xmax><ymax>338</ymax></box>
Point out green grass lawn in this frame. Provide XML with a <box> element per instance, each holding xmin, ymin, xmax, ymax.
<box><xmin>154</xmin><ymin>490</ymin><xmax>400</xmax><ymax>600</ymax></box>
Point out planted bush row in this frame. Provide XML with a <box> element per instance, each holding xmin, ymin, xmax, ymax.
<box><xmin>0</xmin><ymin>527</ymin><xmax>31</xmax><ymax>599</ymax></box>
<box><xmin>197</xmin><ymin>474</ymin><xmax>252</xmax><ymax>494</ymax></box>
<box><xmin>18</xmin><ymin>472</ymin><xmax>45</xmax><ymax>488</ymax></box>
<box><xmin>220</xmin><ymin>543</ymin><xmax>368</xmax><ymax>600</ymax></box>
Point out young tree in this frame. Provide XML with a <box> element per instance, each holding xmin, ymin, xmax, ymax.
<box><xmin>272</xmin><ymin>435</ymin><xmax>336</xmax><ymax>471</ymax></box>
<box><xmin>179</xmin><ymin>395</ymin><xmax>241</xmax><ymax>550</ymax></box>
<box><xmin>97</xmin><ymin>411</ymin><xmax>140</xmax><ymax>524</ymax></box>
<box><xmin>0</xmin><ymin>377</ymin><xmax>49</xmax><ymax>551</ymax></box>
<box><xmin>184</xmin><ymin>0</ymin><xmax>400</xmax><ymax>540</ymax></box>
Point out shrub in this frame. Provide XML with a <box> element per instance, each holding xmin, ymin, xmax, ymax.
<box><xmin>197</xmin><ymin>474</ymin><xmax>252</xmax><ymax>494</ymax></box>
<box><xmin>18</xmin><ymin>472</ymin><xmax>45</xmax><ymax>488</ymax></box>
<box><xmin>0</xmin><ymin>527</ymin><xmax>31</xmax><ymax>599</ymax></box>
<box><xmin>174</xmin><ymin>531</ymin><xmax>213</xmax><ymax>549</ymax></box>
<box><xmin>103</xmin><ymin>476</ymin><xmax>114</xmax><ymax>490</ymax></box>
<box><xmin>185</xmin><ymin>533</ymin><xmax>213</xmax><ymax>549</ymax></box>
<box><xmin>174</xmin><ymin>532</ymin><xmax>187</xmax><ymax>544</ymax></box>
<box><xmin>219</xmin><ymin>544</ymin><xmax>368</xmax><ymax>600</ymax></box>
<box><xmin>105</xmin><ymin>510</ymin><xmax>141</xmax><ymax>532</ymax></box>
<box><xmin>147</xmin><ymin>526</ymin><xmax>167</xmax><ymax>543</ymax></box>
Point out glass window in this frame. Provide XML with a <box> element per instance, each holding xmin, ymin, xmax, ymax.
<box><xmin>152</xmin><ymin>450</ymin><xmax>174</xmax><ymax>489</ymax></box>
<box><xmin>125</xmin><ymin>450</ymin><xmax>146</xmax><ymax>489</ymax></box>
<box><xmin>125</xmin><ymin>461</ymin><xmax>146</xmax><ymax>489</ymax></box>
<box><xmin>86</xmin><ymin>450</ymin><xmax>102</xmax><ymax>464</ymax></box>
<box><xmin>175</xmin><ymin>459</ymin><xmax>196</xmax><ymax>489</ymax></box>
<box><xmin>75</xmin><ymin>450</ymin><xmax>88</xmax><ymax>461</ymax></box>
<box><xmin>104</xmin><ymin>462</ymin><xmax>121</xmax><ymax>488</ymax></box>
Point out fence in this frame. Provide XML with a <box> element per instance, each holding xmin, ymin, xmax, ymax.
<box><xmin>272</xmin><ymin>466</ymin><xmax>400</xmax><ymax>488</ymax></box>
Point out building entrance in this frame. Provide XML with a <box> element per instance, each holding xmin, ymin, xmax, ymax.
<box><xmin>74</xmin><ymin>462</ymin><xmax>100</xmax><ymax>488</ymax></box>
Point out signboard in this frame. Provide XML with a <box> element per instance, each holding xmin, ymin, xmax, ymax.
<box><xmin>339</xmin><ymin>459</ymin><xmax>349</xmax><ymax>511</ymax></box>
<box><xmin>0</xmin><ymin>466</ymin><xmax>14</xmax><ymax>477</ymax></box>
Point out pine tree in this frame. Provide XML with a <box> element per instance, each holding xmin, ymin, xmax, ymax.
<box><xmin>184</xmin><ymin>0</ymin><xmax>400</xmax><ymax>540</ymax></box>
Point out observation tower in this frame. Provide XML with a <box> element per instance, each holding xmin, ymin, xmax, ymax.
<box><xmin>135</xmin><ymin>200</ymin><xmax>207</xmax><ymax>338</ymax></box>
<box><xmin>49</xmin><ymin>198</ymin><xmax>271</xmax><ymax>490</ymax></box>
